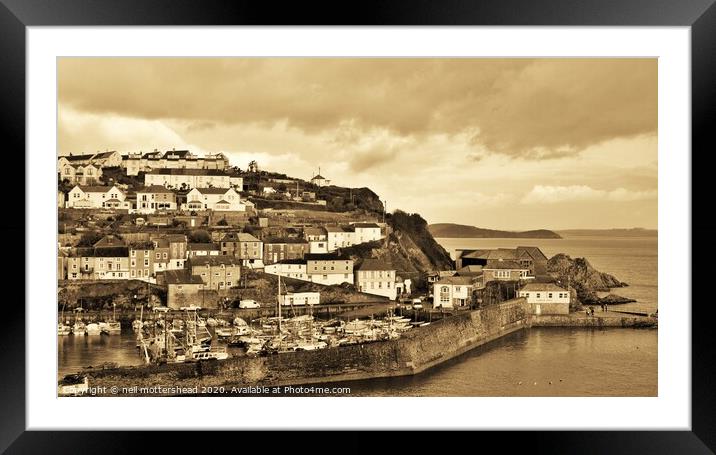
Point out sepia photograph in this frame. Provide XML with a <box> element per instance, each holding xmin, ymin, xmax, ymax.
<box><xmin>56</xmin><ymin>57</ymin><xmax>658</xmax><ymax>398</ymax></box>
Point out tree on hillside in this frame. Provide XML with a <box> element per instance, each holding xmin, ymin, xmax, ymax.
<box><xmin>188</xmin><ymin>229</ymin><xmax>211</xmax><ymax>243</ymax></box>
<box><xmin>77</xmin><ymin>231</ymin><xmax>104</xmax><ymax>247</ymax></box>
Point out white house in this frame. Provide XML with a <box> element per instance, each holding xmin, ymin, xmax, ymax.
<box><xmin>144</xmin><ymin>168</ymin><xmax>241</xmax><ymax>189</ymax></box>
<box><xmin>185</xmin><ymin>187</ymin><xmax>245</xmax><ymax>211</ymax></box>
<box><xmin>310</xmin><ymin>173</ymin><xmax>330</xmax><ymax>187</ymax></box>
<box><xmin>279</xmin><ymin>292</ymin><xmax>320</xmax><ymax>307</ymax></box>
<box><xmin>306</xmin><ymin>255</ymin><xmax>354</xmax><ymax>285</ymax></box>
<box><xmin>518</xmin><ymin>282</ymin><xmax>571</xmax><ymax>315</ymax></box>
<box><xmin>304</xmin><ymin>227</ymin><xmax>329</xmax><ymax>254</ymax></box>
<box><xmin>325</xmin><ymin>226</ymin><xmax>355</xmax><ymax>252</ymax></box>
<box><xmin>59</xmin><ymin>163</ymin><xmax>103</xmax><ymax>185</ymax></box>
<box><xmin>353</xmin><ymin>223</ymin><xmax>383</xmax><ymax>244</ymax></box>
<box><xmin>354</xmin><ymin>259</ymin><xmax>397</xmax><ymax>300</ymax></box>
<box><xmin>58</xmin><ymin>151</ymin><xmax>122</xmax><ymax>169</ymax></box>
<box><xmin>264</xmin><ymin>261</ymin><xmax>309</xmax><ymax>280</ymax></box>
<box><xmin>66</xmin><ymin>185</ymin><xmax>128</xmax><ymax>209</ymax></box>
<box><xmin>433</xmin><ymin>276</ymin><xmax>476</xmax><ymax>309</ymax></box>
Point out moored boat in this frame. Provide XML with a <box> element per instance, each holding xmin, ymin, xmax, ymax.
<box><xmin>58</xmin><ymin>323</ymin><xmax>71</xmax><ymax>336</ymax></box>
<box><xmin>85</xmin><ymin>323</ymin><xmax>102</xmax><ymax>336</ymax></box>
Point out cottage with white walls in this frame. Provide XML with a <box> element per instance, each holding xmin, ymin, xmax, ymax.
<box><xmin>185</xmin><ymin>187</ymin><xmax>245</xmax><ymax>211</ymax></box>
<box><xmin>519</xmin><ymin>282</ymin><xmax>571</xmax><ymax>315</ymax></box>
<box><xmin>66</xmin><ymin>185</ymin><xmax>128</xmax><ymax>209</ymax></box>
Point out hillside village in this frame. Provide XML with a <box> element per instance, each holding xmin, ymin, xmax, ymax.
<box><xmin>57</xmin><ymin>148</ymin><xmax>589</xmax><ymax>316</ymax></box>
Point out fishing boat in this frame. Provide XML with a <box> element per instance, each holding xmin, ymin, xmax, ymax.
<box><xmin>132</xmin><ymin>305</ymin><xmax>144</xmax><ymax>331</ymax></box>
<box><xmin>58</xmin><ymin>304</ymin><xmax>71</xmax><ymax>335</ymax></box>
<box><xmin>215</xmin><ymin>326</ymin><xmax>235</xmax><ymax>338</ymax></box>
<box><xmin>72</xmin><ymin>305</ymin><xmax>86</xmax><ymax>336</ymax></box>
<box><xmin>58</xmin><ymin>322</ymin><xmax>71</xmax><ymax>336</ymax></box>
<box><xmin>101</xmin><ymin>303</ymin><xmax>122</xmax><ymax>335</ymax></box>
<box><xmin>189</xmin><ymin>343</ymin><xmax>229</xmax><ymax>360</ymax></box>
<box><xmin>85</xmin><ymin>322</ymin><xmax>101</xmax><ymax>335</ymax></box>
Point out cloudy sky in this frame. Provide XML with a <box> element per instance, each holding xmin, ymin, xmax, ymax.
<box><xmin>58</xmin><ymin>58</ymin><xmax>657</xmax><ymax>230</ymax></box>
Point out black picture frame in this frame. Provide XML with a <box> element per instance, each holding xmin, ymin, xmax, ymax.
<box><xmin>3</xmin><ymin>0</ymin><xmax>711</xmax><ymax>452</ymax></box>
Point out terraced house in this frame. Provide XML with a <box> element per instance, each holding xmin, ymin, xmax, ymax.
<box><xmin>355</xmin><ymin>259</ymin><xmax>397</xmax><ymax>300</ymax></box>
<box><xmin>188</xmin><ymin>256</ymin><xmax>241</xmax><ymax>292</ymax></box>
<box><xmin>129</xmin><ymin>242</ymin><xmax>154</xmax><ymax>282</ymax></box>
<box><xmin>135</xmin><ymin>185</ymin><xmax>177</xmax><ymax>213</ymax></box>
<box><xmin>306</xmin><ymin>254</ymin><xmax>354</xmax><ymax>285</ymax></box>
<box><xmin>263</xmin><ymin>238</ymin><xmax>309</xmax><ymax>264</ymax></box>
<box><xmin>220</xmin><ymin>232</ymin><xmax>263</xmax><ymax>266</ymax></box>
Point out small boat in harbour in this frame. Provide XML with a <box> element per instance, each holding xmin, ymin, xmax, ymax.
<box><xmin>58</xmin><ymin>304</ymin><xmax>71</xmax><ymax>335</ymax></box>
<box><xmin>85</xmin><ymin>323</ymin><xmax>102</xmax><ymax>336</ymax></box>
<box><xmin>101</xmin><ymin>303</ymin><xmax>122</xmax><ymax>335</ymax></box>
<box><xmin>58</xmin><ymin>322</ymin><xmax>71</xmax><ymax>336</ymax></box>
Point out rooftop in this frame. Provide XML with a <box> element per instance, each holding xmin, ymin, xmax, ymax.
<box><xmin>147</xmin><ymin>168</ymin><xmax>229</xmax><ymax>176</ymax></box>
<box><xmin>138</xmin><ymin>185</ymin><xmax>175</xmax><ymax>194</ymax></box>
<box><xmin>189</xmin><ymin>256</ymin><xmax>241</xmax><ymax>267</ymax></box>
<box><xmin>74</xmin><ymin>185</ymin><xmax>116</xmax><ymax>193</ymax></box>
<box><xmin>93</xmin><ymin>235</ymin><xmax>126</xmax><ymax>248</ymax></box>
<box><xmin>194</xmin><ymin>187</ymin><xmax>234</xmax><ymax>195</ymax></box>
<box><xmin>484</xmin><ymin>259</ymin><xmax>526</xmax><ymax>270</ymax></box>
<box><xmin>435</xmin><ymin>276</ymin><xmax>476</xmax><ymax>286</ymax></box>
<box><xmin>187</xmin><ymin>243</ymin><xmax>219</xmax><ymax>251</ymax></box>
<box><xmin>356</xmin><ymin>258</ymin><xmax>394</xmax><ymax>271</ymax></box>
<box><xmin>221</xmin><ymin>232</ymin><xmax>260</xmax><ymax>242</ymax></box>
<box><xmin>520</xmin><ymin>282</ymin><xmax>568</xmax><ymax>292</ymax></box>
<box><xmin>162</xmin><ymin>269</ymin><xmax>204</xmax><ymax>285</ymax></box>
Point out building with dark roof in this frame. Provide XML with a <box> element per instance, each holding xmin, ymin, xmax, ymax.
<box><xmin>355</xmin><ymin>259</ymin><xmax>397</xmax><ymax>300</ymax></box>
<box><xmin>188</xmin><ymin>256</ymin><xmax>241</xmax><ymax>293</ymax></box>
<box><xmin>455</xmin><ymin>246</ymin><xmax>548</xmax><ymax>278</ymax></box>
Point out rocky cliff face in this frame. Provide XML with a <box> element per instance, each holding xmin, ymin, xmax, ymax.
<box><xmin>547</xmin><ymin>253</ymin><xmax>628</xmax><ymax>304</ymax></box>
<box><xmin>338</xmin><ymin>212</ymin><xmax>454</xmax><ymax>291</ymax></box>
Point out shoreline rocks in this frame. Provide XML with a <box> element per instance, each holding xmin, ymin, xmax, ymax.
<box><xmin>547</xmin><ymin>253</ymin><xmax>630</xmax><ymax>305</ymax></box>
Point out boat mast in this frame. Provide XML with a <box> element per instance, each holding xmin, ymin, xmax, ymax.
<box><xmin>277</xmin><ymin>274</ymin><xmax>282</xmax><ymax>334</ymax></box>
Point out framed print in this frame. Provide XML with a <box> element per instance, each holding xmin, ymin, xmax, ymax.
<box><xmin>4</xmin><ymin>0</ymin><xmax>713</xmax><ymax>451</ymax></box>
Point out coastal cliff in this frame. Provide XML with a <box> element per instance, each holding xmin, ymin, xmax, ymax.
<box><xmin>547</xmin><ymin>253</ymin><xmax>628</xmax><ymax>305</ymax></box>
<box><xmin>337</xmin><ymin>211</ymin><xmax>454</xmax><ymax>291</ymax></box>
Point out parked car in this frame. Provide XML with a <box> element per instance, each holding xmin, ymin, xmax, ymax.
<box><xmin>412</xmin><ymin>298</ymin><xmax>423</xmax><ymax>310</ymax></box>
<box><xmin>238</xmin><ymin>299</ymin><xmax>260</xmax><ymax>309</ymax></box>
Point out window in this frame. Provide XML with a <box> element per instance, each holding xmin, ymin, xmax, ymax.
<box><xmin>440</xmin><ymin>286</ymin><xmax>450</xmax><ymax>303</ymax></box>
<box><xmin>131</xmin><ymin>270</ymin><xmax>136</xmax><ymax>277</ymax></box>
<box><xmin>163</xmin><ymin>253</ymin><xmax>168</xmax><ymax>259</ymax></box>
<box><xmin>131</xmin><ymin>259</ymin><xmax>136</xmax><ymax>267</ymax></box>
<box><xmin>144</xmin><ymin>259</ymin><xmax>149</xmax><ymax>267</ymax></box>
<box><xmin>536</xmin><ymin>293</ymin><xmax>541</xmax><ymax>298</ymax></box>
<box><xmin>227</xmin><ymin>281</ymin><xmax>232</xmax><ymax>287</ymax></box>
<box><xmin>455</xmin><ymin>286</ymin><xmax>461</xmax><ymax>292</ymax></box>
<box><xmin>156</xmin><ymin>253</ymin><xmax>161</xmax><ymax>260</ymax></box>
<box><xmin>131</xmin><ymin>250</ymin><xmax>136</xmax><ymax>257</ymax></box>
<box><xmin>548</xmin><ymin>293</ymin><xmax>553</xmax><ymax>299</ymax></box>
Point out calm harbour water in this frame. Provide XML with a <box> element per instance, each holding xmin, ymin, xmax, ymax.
<box><xmin>58</xmin><ymin>233</ymin><xmax>658</xmax><ymax>396</ymax></box>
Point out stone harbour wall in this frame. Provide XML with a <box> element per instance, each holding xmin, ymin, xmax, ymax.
<box><xmin>83</xmin><ymin>298</ymin><xmax>531</xmax><ymax>395</ymax></box>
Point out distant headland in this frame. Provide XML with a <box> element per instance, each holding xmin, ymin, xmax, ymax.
<box><xmin>428</xmin><ymin>223</ymin><xmax>562</xmax><ymax>239</ymax></box>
